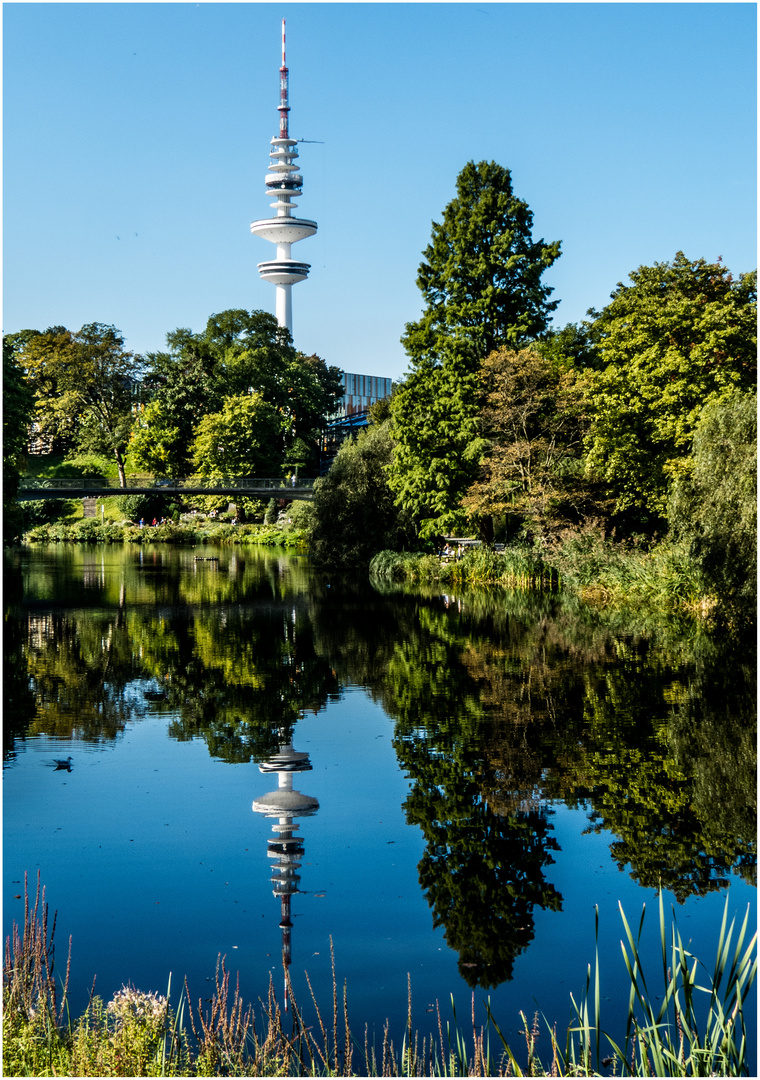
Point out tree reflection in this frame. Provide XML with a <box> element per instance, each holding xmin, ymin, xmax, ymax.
<box><xmin>9</xmin><ymin>544</ymin><xmax>756</xmax><ymax>926</ymax></box>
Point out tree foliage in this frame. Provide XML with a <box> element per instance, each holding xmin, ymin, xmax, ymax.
<box><xmin>190</xmin><ymin>393</ymin><xmax>282</xmax><ymax>478</ymax></box>
<box><xmin>668</xmin><ymin>391</ymin><xmax>756</xmax><ymax>613</ymax></box>
<box><xmin>17</xmin><ymin>323</ymin><xmax>143</xmax><ymax>485</ymax></box>
<box><xmin>463</xmin><ymin>346</ymin><xmax>591</xmax><ymax>535</ymax></box>
<box><xmin>391</xmin><ymin>161</ymin><xmax>561</xmax><ymax>540</ymax></box>
<box><xmin>582</xmin><ymin>253</ymin><xmax>757</xmax><ymax>526</ymax></box>
<box><xmin>133</xmin><ymin>309</ymin><xmax>342</xmax><ymax>477</ymax></box>
<box><xmin>308</xmin><ymin>420</ymin><xmax>416</xmax><ymax>568</ymax></box>
<box><xmin>389</xmin><ymin>353</ymin><xmax>487</xmax><ymax>539</ymax></box>
<box><xmin>401</xmin><ymin>160</ymin><xmax>561</xmax><ymax>365</ymax></box>
<box><xmin>3</xmin><ymin>335</ymin><xmax>36</xmax><ymax>544</ymax></box>
<box><xmin>3</xmin><ymin>335</ymin><xmax>35</xmax><ymax>498</ymax></box>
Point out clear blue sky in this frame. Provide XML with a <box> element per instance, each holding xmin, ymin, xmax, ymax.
<box><xmin>4</xmin><ymin>2</ymin><xmax>756</xmax><ymax>381</ymax></box>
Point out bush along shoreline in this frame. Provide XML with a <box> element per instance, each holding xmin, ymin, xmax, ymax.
<box><xmin>369</xmin><ymin>532</ymin><xmax>732</xmax><ymax>623</ymax></box>
<box><xmin>21</xmin><ymin>520</ymin><xmax>307</xmax><ymax>549</ymax></box>
<box><xmin>20</xmin><ymin>521</ymin><xmax>739</xmax><ymax>623</ymax></box>
<box><xmin>4</xmin><ymin>875</ymin><xmax>757</xmax><ymax>1077</ymax></box>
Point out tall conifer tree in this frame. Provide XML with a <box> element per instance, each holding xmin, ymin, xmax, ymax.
<box><xmin>390</xmin><ymin>161</ymin><xmax>561</xmax><ymax>539</ymax></box>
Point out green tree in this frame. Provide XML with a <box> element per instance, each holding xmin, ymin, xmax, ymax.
<box><xmin>668</xmin><ymin>391</ymin><xmax>756</xmax><ymax>613</ymax></box>
<box><xmin>3</xmin><ymin>334</ymin><xmax>35</xmax><ymax>484</ymax></box>
<box><xmin>129</xmin><ymin>398</ymin><xmax>182</xmax><ymax>478</ymax></box>
<box><xmin>190</xmin><ymin>393</ymin><xmax>282</xmax><ymax>478</ymax></box>
<box><xmin>3</xmin><ymin>334</ymin><xmax>36</xmax><ymax>543</ymax></box>
<box><xmin>308</xmin><ymin>420</ymin><xmax>416</xmax><ymax>568</ymax></box>
<box><xmin>389</xmin><ymin>353</ymin><xmax>487</xmax><ymax>540</ymax></box>
<box><xmin>401</xmin><ymin>161</ymin><xmax>561</xmax><ymax>365</ymax></box>
<box><xmin>18</xmin><ymin>323</ymin><xmax>143</xmax><ymax>485</ymax></box>
<box><xmin>133</xmin><ymin>310</ymin><xmax>342</xmax><ymax>477</ymax></box>
<box><xmin>390</xmin><ymin>162</ymin><xmax>561</xmax><ymax>539</ymax></box>
<box><xmin>463</xmin><ymin>345</ymin><xmax>591</xmax><ymax>536</ymax></box>
<box><xmin>582</xmin><ymin>253</ymin><xmax>756</xmax><ymax>527</ymax></box>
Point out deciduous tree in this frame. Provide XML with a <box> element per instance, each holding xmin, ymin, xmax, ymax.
<box><xmin>668</xmin><ymin>391</ymin><xmax>756</xmax><ymax>613</ymax></box>
<box><xmin>3</xmin><ymin>333</ymin><xmax>36</xmax><ymax>544</ymax></box>
<box><xmin>582</xmin><ymin>253</ymin><xmax>756</xmax><ymax>526</ymax></box>
<box><xmin>134</xmin><ymin>309</ymin><xmax>342</xmax><ymax>476</ymax></box>
<box><xmin>463</xmin><ymin>345</ymin><xmax>589</xmax><ymax>536</ymax></box>
<box><xmin>190</xmin><ymin>393</ymin><xmax>282</xmax><ymax>478</ymax></box>
<box><xmin>308</xmin><ymin>420</ymin><xmax>416</xmax><ymax>568</ymax></box>
<box><xmin>18</xmin><ymin>323</ymin><xmax>142</xmax><ymax>486</ymax></box>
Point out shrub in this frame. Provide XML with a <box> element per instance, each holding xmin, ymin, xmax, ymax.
<box><xmin>114</xmin><ymin>492</ymin><xmax>167</xmax><ymax>523</ymax></box>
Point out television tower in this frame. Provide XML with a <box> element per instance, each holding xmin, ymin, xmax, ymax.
<box><xmin>250</xmin><ymin>20</ymin><xmax>317</xmax><ymax>337</ymax></box>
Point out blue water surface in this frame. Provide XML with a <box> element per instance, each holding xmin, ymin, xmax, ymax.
<box><xmin>4</xmin><ymin>544</ymin><xmax>756</xmax><ymax>1073</ymax></box>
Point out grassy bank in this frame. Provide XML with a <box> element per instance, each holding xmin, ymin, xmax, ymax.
<box><xmin>370</xmin><ymin>534</ymin><xmax>717</xmax><ymax>619</ymax></box>
<box><xmin>4</xmin><ymin>875</ymin><xmax>756</xmax><ymax>1077</ymax></box>
<box><xmin>21</xmin><ymin>520</ymin><xmax>307</xmax><ymax>548</ymax></box>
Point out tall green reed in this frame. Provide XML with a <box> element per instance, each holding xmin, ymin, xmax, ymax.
<box><xmin>4</xmin><ymin>875</ymin><xmax>756</xmax><ymax>1077</ymax></box>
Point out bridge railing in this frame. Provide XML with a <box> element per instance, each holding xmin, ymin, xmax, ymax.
<box><xmin>18</xmin><ymin>477</ymin><xmax>316</xmax><ymax>492</ymax></box>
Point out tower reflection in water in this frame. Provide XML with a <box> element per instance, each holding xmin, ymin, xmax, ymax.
<box><xmin>252</xmin><ymin>735</ymin><xmax>319</xmax><ymax>1011</ymax></box>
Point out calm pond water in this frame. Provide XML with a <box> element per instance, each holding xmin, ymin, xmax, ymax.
<box><xmin>4</xmin><ymin>543</ymin><xmax>756</xmax><ymax>1069</ymax></box>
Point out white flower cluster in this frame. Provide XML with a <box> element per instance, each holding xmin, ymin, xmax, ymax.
<box><xmin>107</xmin><ymin>985</ymin><xmax>168</xmax><ymax>1027</ymax></box>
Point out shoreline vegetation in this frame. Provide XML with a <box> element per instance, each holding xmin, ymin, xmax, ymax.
<box><xmin>21</xmin><ymin>518</ymin><xmax>307</xmax><ymax>550</ymax></box>
<box><xmin>19</xmin><ymin>517</ymin><xmax>722</xmax><ymax>624</ymax></box>
<box><xmin>4</xmin><ymin>875</ymin><xmax>756</xmax><ymax>1078</ymax></box>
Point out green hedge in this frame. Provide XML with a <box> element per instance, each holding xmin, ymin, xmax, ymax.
<box><xmin>22</xmin><ymin>521</ymin><xmax>307</xmax><ymax>548</ymax></box>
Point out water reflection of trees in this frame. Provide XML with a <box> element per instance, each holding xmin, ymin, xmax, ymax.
<box><xmin>340</xmin><ymin>590</ymin><xmax>755</xmax><ymax>973</ymax></box>
<box><xmin>9</xmin><ymin>547</ymin><xmax>756</xmax><ymax>946</ymax></box>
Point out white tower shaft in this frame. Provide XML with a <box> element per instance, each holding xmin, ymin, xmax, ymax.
<box><xmin>250</xmin><ymin>20</ymin><xmax>317</xmax><ymax>338</ymax></box>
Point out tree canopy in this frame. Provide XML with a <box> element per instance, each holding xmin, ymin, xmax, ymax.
<box><xmin>581</xmin><ymin>253</ymin><xmax>757</xmax><ymax>525</ymax></box>
<box><xmin>668</xmin><ymin>390</ymin><xmax>756</xmax><ymax>614</ymax></box>
<box><xmin>190</xmin><ymin>392</ymin><xmax>282</xmax><ymax>478</ymax></box>
<box><xmin>132</xmin><ymin>309</ymin><xmax>342</xmax><ymax>477</ymax></box>
<box><xmin>308</xmin><ymin>419</ymin><xmax>416</xmax><ymax>568</ymax></box>
<box><xmin>401</xmin><ymin>160</ymin><xmax>561</xmax><ymax>366</ymax></box>
<box><xmin>17</xmin><ymin>323</ymin><xmax>143</xmax><ymax>485</ymax></box>
<box><xmin>390</xmin><ymin>161</ymin><xmax>561</xmax><ymax>539</ymax></box>
<box><xmin>463</xmin><ymin>345</ymin><xmax>589</xmax><ymax>536</ymax></box>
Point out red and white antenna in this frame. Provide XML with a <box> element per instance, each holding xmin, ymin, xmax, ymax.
<box><xmin>278</xmin><ymin>19</ymin><xmax>289</xmax><ymax>140</ymax></box>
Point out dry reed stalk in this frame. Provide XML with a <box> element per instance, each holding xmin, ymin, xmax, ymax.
<box><xmin>4</xmin><ymin>870</ymin><xmax>71</xmax><ymax>1029</ymax></box>
<box><xmin>331</xmin><ymin>936</ymin><xmax>339</xmax><ymax>1072</ymax></box>
<box><xmin>304</xmin><ymin>966</ymin><xmax>331</xmax><ymax>1071</ymax></box>
<box><xmin>343</xmin><ymin>979</ymin><xmax>353</xmax><ymax>1075</ymax></box>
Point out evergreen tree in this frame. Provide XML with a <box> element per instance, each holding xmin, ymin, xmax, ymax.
<box><xmin>401</xmin><ymin>161</ymin><xmax>561</xmax><ymax>365</ymax></box>
<box><xmin>390</xmin><ymin>161</ymin><xmax>561</xmax><ymax>539</ymax></box>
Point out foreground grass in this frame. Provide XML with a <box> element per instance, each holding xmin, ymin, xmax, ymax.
<box><xmin>4</xmin><ymin>875</ymin><xmax>756</xmax><ymax>1077</ymax></box>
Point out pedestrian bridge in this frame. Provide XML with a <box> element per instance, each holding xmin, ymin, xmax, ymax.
<box><xmin>17</xmin><ymin>478</ymin><xmax>316</xmax><ymax>502</ymax></box>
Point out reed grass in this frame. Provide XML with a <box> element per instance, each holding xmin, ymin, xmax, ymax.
<box><xmin>369</xmin><ymin>548</ymin><xmax>560</xmax><ymax>592</ymax></box>
<box><xmin>369</xmin><ymin>535</ymin><xmax>714</xmax><ymax>618</ymax></box>
<box><xmin>4</xmin><ymin>874</ymin><xmax>756</xmax><ymax>1077</ymax></box>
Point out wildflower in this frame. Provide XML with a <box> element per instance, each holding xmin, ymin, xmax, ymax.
<box><xmin>106</xmin><ymin>985</ymin><xmax>167</xmax><ymax>1028</ymax></box>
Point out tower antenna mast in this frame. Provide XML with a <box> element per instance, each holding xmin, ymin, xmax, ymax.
<box><xmin>250</xmin><ymin>19</ymin><xmax>317</xmax><ymax>338</ymax></box>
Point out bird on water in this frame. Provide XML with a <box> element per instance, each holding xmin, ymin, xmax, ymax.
<box><xmin>53</xmin><ymin>756</ymin><xmax>73</xmax><ymax>771</ymax></box>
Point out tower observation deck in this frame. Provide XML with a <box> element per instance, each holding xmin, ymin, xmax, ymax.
<box><xmin>250</xmin><ymin>20</ymin><xmax>317</xmax><ymax>337</ymax></box>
